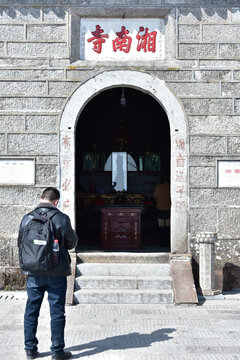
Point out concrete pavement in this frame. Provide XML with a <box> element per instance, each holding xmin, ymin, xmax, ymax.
<box><xmin>0</xmin><ymin>290</ymin><xmax>240</xmax><ymax>360</ymax></box>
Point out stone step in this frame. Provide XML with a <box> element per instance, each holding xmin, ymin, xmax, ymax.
<box><xmin>74</xmin><ymin>289</ymin><xmax>174</xmax><ymax>304</ymax></box>
<box><xmin>75</xmin><ymin>275</ymin><xmax>173</xmax><ymax>290</ymax></box>
<box><xmin>76</xmin><ymin>263</ymin><xmax>171</xmax><ymax>277</ymax></box>
<box><xmin>77</xmin><ymin>252</ymin><xmax>170</xmax><ymax>264</ymax></box>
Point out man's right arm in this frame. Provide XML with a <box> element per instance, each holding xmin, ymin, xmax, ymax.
<box><xmin>17</xmin><ymin>215</ymin><xmax>28</xmax><ymax>249</ymax></box>
<box><xmin>17</xmin><ymin>219</ymin><xmax>24</xmax><ymax>249</ymax></box>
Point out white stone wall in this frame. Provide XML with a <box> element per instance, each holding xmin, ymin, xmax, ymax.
<box><xmin>0</xmin><ymin>0</ymin><xmax>239</xmax><ymax>273</ymax></box>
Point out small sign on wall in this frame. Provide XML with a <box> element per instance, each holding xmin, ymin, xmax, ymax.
<box><xmin>218</xmin><ymin>161</ymin><xmax>240</xmax><ymax>187</ymax></box>
<box><xmin>80</xmin><ymin>18</ymin><xmax>165</xmax><ymax>61</ymax></box>
<box><xmin>0</xmin><ymin>158</ymin><xmax>35</xmax><ymax>185</ymax></box>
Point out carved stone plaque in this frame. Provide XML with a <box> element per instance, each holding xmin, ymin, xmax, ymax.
<box><xmin>80</xmin><ymin>18</ymin><xmax>165</xmax><ymax>61</ymax></box>
<box><xmin>0</xmin><ymin>158</ymin><xmax>35</xmax><ymax>185</ymax></box>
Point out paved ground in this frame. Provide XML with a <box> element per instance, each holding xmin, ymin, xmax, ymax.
<box><xmin>0</xmin><ymin>291</ymin><xmax>240</xmax><ymax>360</ymax></box>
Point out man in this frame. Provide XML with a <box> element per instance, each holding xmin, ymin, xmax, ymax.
<box><xmin>18</xmin><ymin>187</ymin><xmax>78</xmax><ymax>360</ymax></box>
<box><xmin>153</xmin><ymin>178</ymin><xmax>171</xmax><ymax>225</ymax></box>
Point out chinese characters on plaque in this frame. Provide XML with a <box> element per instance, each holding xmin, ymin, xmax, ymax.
<box><xmin>80</xmin><ymin>19</ymin><xmax>165</xmax><ymax>61</ymax></box>
<box><xmin>218</xmin><ymin>161</ymin><xmax>240</xmax><ymax>187</ymax></box>
<box><xmin>0</xmin><ymin>159</ymin><xmax>35</xmax><ymax>185</ymax></box>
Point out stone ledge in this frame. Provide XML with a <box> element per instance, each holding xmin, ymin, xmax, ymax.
<box><xmin>0</xmin><ymin>267</ymin><xmax>26</xmax><ymax>290</ymax></box>
<box><xmin>77</xmin><ymin>252</ymin><xmax>170</xmax><ymax>264</ymax></box>
<box><xmin>74</xmin><ymin>288</ymin><xmax>174</xmax><ymax>304</ymax></box>
<box><xmin>170</xmin><ymin>253</ymin><xmax>192</xmax><ymax>261</ymax></box>
<box><xmin>71</xmin><ymin>7</ymin><xmax>170</xmax><ymax>18</ymax></box>
<box><xmin>66</xmin><ymin>252</ymin><xmax>76</xmax><ymax>306</ymax></box>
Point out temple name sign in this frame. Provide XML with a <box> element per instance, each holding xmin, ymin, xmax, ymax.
<box><xmin>80</xmin><ymin>18</ymin><xmax>165</xmax><ymax>61</ymax></box>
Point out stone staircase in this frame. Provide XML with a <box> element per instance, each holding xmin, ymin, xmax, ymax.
<box><xmin>74</xmin><ymin>252</ymin><xmax>174</xmax><ymax>304</ymax></box>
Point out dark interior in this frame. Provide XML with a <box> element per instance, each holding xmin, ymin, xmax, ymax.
<box><xmin>75</xmin><ymin>87</ymin><xmax>171</xmax><ymax>252</ymax></box>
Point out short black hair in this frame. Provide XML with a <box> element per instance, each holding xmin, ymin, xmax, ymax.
<box><xmin>41</xmin><ymin>187</ymin><xmax>60</xmax><ymax>202</ymax></box>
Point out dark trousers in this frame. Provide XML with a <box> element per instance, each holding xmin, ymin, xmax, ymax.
<box><xmin>24</xmin><ymin>275</ymin><xmax>67</xmax><ymax>353</ymax></box>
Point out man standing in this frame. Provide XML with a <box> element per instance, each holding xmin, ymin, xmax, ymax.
<box><xmin>153</xmin><ymin>179</ymin><xmax>171</xmax><ymax>225</ymax></box>
<box><xmin>18</xmin><ymin>187</ymin><xmax>78</xmax><ymax>360</ymax></box>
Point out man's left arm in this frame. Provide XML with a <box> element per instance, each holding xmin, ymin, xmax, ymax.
<box><xmin>64</xmin><ymin>216</ymin><xmax>78</xmax><ymax>250</ymax></box>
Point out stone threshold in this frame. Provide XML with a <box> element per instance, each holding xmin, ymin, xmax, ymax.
<box><xmin>76</xmin><ymin>252</ymin><xmax>171</xmax><ymax>264</ymax></box>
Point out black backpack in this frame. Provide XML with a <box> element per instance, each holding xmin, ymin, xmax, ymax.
<box><xmin>20</xmin><ymin>209</ymin><xmax>60</xmax><ymax>272</ymax></box>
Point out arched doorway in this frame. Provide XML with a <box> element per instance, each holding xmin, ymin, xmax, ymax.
<box><xmin>75</xmin><ymin>87</ymin><xmax>171</xmax><ymax>251</ymax></box>
<box><xmin>60</xmin><ymin>70</ymin><xmax>188</xmax><ymax>254</ymax></box>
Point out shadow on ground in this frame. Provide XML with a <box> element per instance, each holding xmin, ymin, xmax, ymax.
<box><xmin>65</xmin><ymin>328</ymin><xmax>176</xmax><ymax>358</ymax></box>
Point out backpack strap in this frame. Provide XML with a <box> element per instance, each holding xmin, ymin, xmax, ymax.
<box><xmin>34</xmin><ymin>208</ymin><xmax>59</xmax><ymax>220</ymax></box>
<box><xmin>34</xmin><ymin>208</ymin><xmax>64</xmax><ymax>248</ymax></box>
<box><xmin>47</xmin><ymin>209</ymin><xmax>60</xmax><ymax>221</ymax></box>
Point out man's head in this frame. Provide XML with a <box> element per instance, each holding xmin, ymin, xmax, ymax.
<box><xmin>40</xmin><ymin>187</ymin><xmax>60</xmax><ymax>206</ymax></box>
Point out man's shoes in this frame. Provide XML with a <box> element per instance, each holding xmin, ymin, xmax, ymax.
<box><xmin>26</xmin><ymin>350</ymin><xmax>39</xmax><ymax>359</ymax></box>
<box><xmin>52</xmin><ymin>351</ymin><xmax>72</xmax><ymax>360</ymax></box>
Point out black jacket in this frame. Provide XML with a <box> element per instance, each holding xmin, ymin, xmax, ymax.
<box><xmin>18</xmin><ymin>202</ymin><xmax>78</xmax><ymax>277</ymax></box>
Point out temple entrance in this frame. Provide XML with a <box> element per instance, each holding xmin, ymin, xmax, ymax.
<box><xmin>60</xmin><ymin>70</ymin><xmax>188</xmax><ymax>254</ymax></box>
<box><xmin>75</xmin><ymin>87</ymin><xmax>171</xmax><ymax>252</ymax></box>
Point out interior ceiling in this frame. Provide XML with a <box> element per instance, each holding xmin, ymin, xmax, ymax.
<box><xmin>76</xmin><ymin>87</ymin><xmax>170</xmax><ymax>155</ymax></box>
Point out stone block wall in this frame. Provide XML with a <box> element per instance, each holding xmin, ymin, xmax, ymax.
<box><xmin>148</xmin><ymin>4</ymin><xmax>240</xmax><ymax>288</ymax></box>
<box><xmin>0</xmin><ymin>0</ymin><xmax>239</xmax><ymax>290</ymax></box>
<box><xmin>173</xmin><ymin>3</ymin><xmax>240</xmax><ymax>288</ymax></box>
<box><xmin>0</xmin><ymin>2</ymin><xmax>78</xmax><ymax>273</ymax></box>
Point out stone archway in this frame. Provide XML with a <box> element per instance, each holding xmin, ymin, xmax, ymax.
<box><xmin>60</xmin><ymin>70</ymin><xmax>188</xmax><ymax>253</ymax></box>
